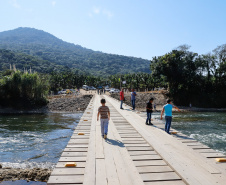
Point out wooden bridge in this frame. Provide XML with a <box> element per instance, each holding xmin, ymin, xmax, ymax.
<box><xmin>47</xmin><ymin>94</ymin><xmax>226</xmax><ymax>185</ymax></box>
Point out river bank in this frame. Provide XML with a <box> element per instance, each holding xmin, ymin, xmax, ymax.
<box><xmin>0</xmin><ymin>166</ymin><xmax>51</xmax><ymax>183</ymax></box>
<box><xmin>110</xmin><ymin>92</ymin><xmax>226</xmax><ymax>112</ymax></box>
<box><xmin>0</xmin><ymin>94</ymin><xmax>93</xmax><ymax>114</ymax></box>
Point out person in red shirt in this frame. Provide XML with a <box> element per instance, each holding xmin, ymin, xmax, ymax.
<box><xmin>120</xmin><ymin>88</ymin><xmax>124</xmax><ymax>109</ymax></box>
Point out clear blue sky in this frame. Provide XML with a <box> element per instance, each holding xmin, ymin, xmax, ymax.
<box><xmin>0</xmin><ymin>0</ymin><xmax>226</xmax><ymax>60</ymax></box>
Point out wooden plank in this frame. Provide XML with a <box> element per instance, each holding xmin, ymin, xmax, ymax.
<box><xmin>96</xmin><ymin>125</ymin><xmax>105</xmax><ymax>159</ymax></box>
<box><xmin>83</xmin><ymin>95</ymin><xmax>96</xmax><ymax>185</ymax></box>
<box><xmin>122</xmin><ymin>138</ymin><xmax>144</xmax><ymax>141</ymax></box>
<box><xmin>64</xmin><ymin>148</ymin><xmax>88</xmax><ymax>152</ymax></box>
<box><xmin>96</xmin><ymin>159</ymin><xmax>107</xmax><ymax>185</ymax></box>
<box><xmin>108</xmin><ymin>116</ymin><xmax>144</xmax><ymax>185</ymax></box>
<box><xmin>133</xmin><ymin>160</ymin><xmax>167</xmax><ymax>166</ymax></box>
<box><xmin>137</xmin><ymin>166</ymin><xmax>173</xmax><ymax>173</ymax></box>
<box><xmin>59</xmin><ymin>157</ymin><xmax>87</xmax><ymax>162</ymax></box>
<box><xmin>56</xmin><ymin>162</ymin><xmax>86</xmax><ymax>168</ymax></box>
<box><xmin>103</xmin><ymin>127</ymin><xmax>121</xmax><ymax>185</ymax></box>
<box><xmin>61</xmin><ymin>152</ymin><xmax>87</xmax><ymax>157</ymax></box>
<box><xmin>123</xmin><ymin>140</ymin><xmax>147</xmax><ymax>144</ymax></box>
<box><xmin>131</xmin><ymin>155</ymin><xmax>162</xmax><ymax>161</ymax></box>
<box><xmin>141</xmin><ymin>172</ymin><xmax>181</xmax><ymax>182</ymax></box>
<box><xmin>125</xmin><ymin>144</ymin><xmax>150</xmax><ymax>147</ymax></box>
<box><xmin>201</xmin><ymin>153</ymin><xmax>226</xmax><ymax>158</ymax></box>
<box><xmin>68</xmin><ymin>139</ymin><xmax>89</xmax><ymax>143</ymax></box>
<box><xmin>127</xmin><ymin>147</ymin><xmax>153</xmax><ymax>151</ymax></box>
<box><xmin>48</xmin><ymin>175</ymin><xmax>83</xmax><ymax>184</ymax></box>
<box><xmin>129</xmin><ymin>151</ymin><xmax>157</xmax><ymax>156</ymax></box>
<box><xmin>144</xmin><ymin>181</ymin><xmax>186</xmax><ymax>185</ymax></box>
<box><xmin>51</xmin><ymin>168</ymin><xmax>84</xmax><ymax>175</ymax></box>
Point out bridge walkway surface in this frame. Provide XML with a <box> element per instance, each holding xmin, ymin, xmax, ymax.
<box><xmin>47</xmin><ymin>94</ymin><xmax>226</xmax><ymax>185</ymax></box>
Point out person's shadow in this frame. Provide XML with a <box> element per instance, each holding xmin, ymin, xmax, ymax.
<box><xmin>105</xmin><ymin>138</ymin><xmax>125</xmax><ymax>148</ymax></box>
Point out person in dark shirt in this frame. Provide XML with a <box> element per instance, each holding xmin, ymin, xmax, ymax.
<box><xmin>146</xmin><ymin>98</ymin><xmax>154</xmax><ymax>125</ymax></box>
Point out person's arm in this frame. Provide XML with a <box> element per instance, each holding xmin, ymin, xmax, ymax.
<box><xmin>108</xmin><ymin>110</ymin><xmax>110</xmax><ymax>121</ymax></box>
<box><xmin>174</xmin><ymin>106</ymin><xmax>181</xmax><ymax>112</ymax></box>
<box><xmin>160</xmin><ymin>107</ymin><xmax>165</xmax><ymax>120</ymax></box>
<box><xmin>97</xmin><ymin>111</ymin><xmax>100</xmax><ymax>121</ymax></box>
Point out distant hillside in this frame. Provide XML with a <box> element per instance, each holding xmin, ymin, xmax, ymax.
<box><xmin>0</xmin><ymin>49</ymin><xmax>73</xmax><ymax>74</ymax></box>
<box><xmin>0</xmin><ymin>27</ymin><xmax>150</xmax><ymax>76</ymax></box>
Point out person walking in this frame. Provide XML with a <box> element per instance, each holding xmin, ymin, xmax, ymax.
<box><xmin>97</xmin><ymin>99</ymin><xmax>110</xmax><ymax>139</ymax></box>
<box><xmin>146</xmin><ymin>98</ymin><xmax>154</xmax><ymax>125</ymax></box>
<box><xmin>160</xmin><ymin>99</ymin><xmax>180</xmax><ymax>134</ymax></box>
<box><xmin>130</xmin><ymin>89</ymin><xmax>136</xmax><ymax>110</ymax></box>
<box><xmin>120</xmin><ymin>88</ymin><xmax>125</xmax><ymax>109</ymax></box>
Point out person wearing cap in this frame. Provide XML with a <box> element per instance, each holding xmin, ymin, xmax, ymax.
<box><xmin>146</xmin><ymin>98</ymin><xmax>154</xmax><ymax>125</ymax></box>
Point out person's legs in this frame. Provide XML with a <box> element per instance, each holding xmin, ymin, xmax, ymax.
<box><xmin>120</xmin><ymin>100</ymin><xmax>123</xmax><ymax>109</ymax></box>
<box><xmin>167</xmin><ymin>116</ymin><xmax>172</xmax><ymax>133</ymax></box>
<box><xmin>104</xmin><ymin>119</ymin><xmax>109</xmax><ymax>135</ymax></box>
<box><xmin>165</xmin><ymin>116</ymin><xmax>172</xmax><ymax>134</ymax></box>
<box><xmin>146</xmin><ymin>112</ymin><xmax>150</xmax><ymax>124</ymax></box>
<box><xmin>131</xmin><ymin>100</ymin><xmax>135</xmax><ymax>110</ymax></box>
<box><xmin>100</xmin><ymin>119</ymin><xmax>104</xmax><ymax>136</ymax></box>
<box><xmin>149</xmin><ymin>113</ymin><xmax>152</xmax><ymax>124</ymax></box>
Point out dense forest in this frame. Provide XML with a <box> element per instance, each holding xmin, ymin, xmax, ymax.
<box><xmin>150</xmin><ymin>44</ymin><xmax>226</xmax><ymax>108</ymax></box>
<box><xmin>0</xmin><ymin>27</ymin><xmax>150</xmax><ymax>76</ymax></box>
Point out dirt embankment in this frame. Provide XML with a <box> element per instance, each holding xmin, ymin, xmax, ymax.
<box><xmin>47</xmin><ymin>94</ymin><xmax>93</xmax><ymax>112</ymax></box>
<box><xmin>110</xmin><ymin>91</ymin><xmax>168</xmax><ymax>111</ymax></box>
<box><xmin>0</xmin><ymin>166</ymin><xmax>51</xmax><ymax>182</ymax></box>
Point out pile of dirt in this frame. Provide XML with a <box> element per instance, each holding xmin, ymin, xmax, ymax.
<box><xmin>110</xmin><ymin>91</ymin><xmax>168</xmax><ymax>111</ymax></box>
<box><xmin>47</xmin><ymin>94</ymin><xmax>93</xmax><ymax>112</ymax></box>
<box><xmin>0</xmin><ymin>166</ymin><xmax>51</xmax><ymax>182</ymax></box>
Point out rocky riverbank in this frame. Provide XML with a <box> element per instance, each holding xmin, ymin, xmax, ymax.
<box><xmin>110</xmin><ymin>91</ymin><xmax>167</xmax><ymax>111</ymax></box>
<box><xmin>47</xmin><ymin>94</ymin><xmax>93</xmax><ymax>112</ymax></box>
<box><xmin>0</xmin><ymin>165</ymin><xmax>51</xmax><ymax>183</ymax></box>
<box><xmin>0</xmin><ymin>94</ymin><xmax>93</xmax><ymax>114</ymax></box>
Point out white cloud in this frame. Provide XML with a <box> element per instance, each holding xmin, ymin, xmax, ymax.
<box><xmin>10</xmin><ymin>0</ymin><xmax>21</xmax><ymax>9</ymax></box>
<box><xmin>93</xmin><ymin>6</ymin><xmax>100</xmax><ymax>14</ymax></box>
<box><xmin>89</xmin><ymin>6</ymin><xmax>113</xmax><ymax>19</ymax></box>
<box><xmin>103</xmin><ymin>9</ymin><xmax>113</xmax><ymax>18</ymax></box>
<box><xmin>52</xmin><ymin>1</ymin><xmax>56</xmax><ymax>6</ymax></box>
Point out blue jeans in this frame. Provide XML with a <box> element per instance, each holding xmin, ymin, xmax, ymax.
<box><xmin>100</xmin><ymin>119</ymin><xmax>109</xmax><ymax>135</ymax></box>
<box><xmin>120</xmin><ymin>100</ymin><xmax>123</xmax><ymax>109</ymax></box>
<box><xmin>165</xmin><ymin>116</ymin><xmax>172</xmax><ymax>134</ymax></box>
<box><xmin>131</xmin><ymin>99</ymin><xmax>135</xmax><ymax>110</ymax></box>
<box><xmin>146</xmin><ymin>112</ymin><xmax>152</xmax><ymax>124</ymax></box>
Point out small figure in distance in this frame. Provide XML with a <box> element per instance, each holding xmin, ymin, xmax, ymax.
<box><xmin>120</xmin><ymin>88</ymin><xmax>124</xmax><ymax>109</ymax></box>
<box><xmin>130</xmin><ymin>89</ymin><xmax>137</xmax><ymax>110</ymax></box>
<box><xmin>154</xmin><ymin>103</ymin><xmax>156</xmax><ymax>111</ymax></box>
<box><xmin>146</xmin><ymin>98</ymin><xmax>154</xmax><ymax>125</ymax></box>
<box><xmin>160</xmin><ymin>99</ymin><xmax>180</xmax><ymax>134</ymax></box>
<box><xmin>189</xmin><ymin>103</ymin><xmax>192</xmax><ymax>109</ymax></box>
<box><xmin>97</xmin><ymin>99</ymin><xmax>110</xmax><ymax>139</ymax></box>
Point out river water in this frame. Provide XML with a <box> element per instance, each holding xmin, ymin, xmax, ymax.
<box><xmin>0</xmin><ymin>113</ymin><xmax>82</xmax><ymax>169</ymax></box>
<box><xmin>153</xmin><ymin>112</ymin><xmax>226</xmax><ymax>155</ymax></box>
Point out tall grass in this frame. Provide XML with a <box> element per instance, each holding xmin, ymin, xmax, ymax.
<box><xmin>0</xmin><ymin>71</ymin><xmax>49</xmax><ymax>108</ymax></box>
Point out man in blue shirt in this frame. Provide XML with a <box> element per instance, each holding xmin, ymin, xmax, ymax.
<box><xmin>130</xmin><ymin>89</ymin><xmax>136</xmax><ymax>110</ymax></box>
<box><xmin>160</xmin><ymin>99</ymin><xmax>180</xmax><ymax>134</ymax></box>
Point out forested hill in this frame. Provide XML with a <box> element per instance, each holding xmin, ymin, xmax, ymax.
<box><xmin>0</xmin><ymin>27</ymin><xmax>150</xmax><ymax>76</ymax></box>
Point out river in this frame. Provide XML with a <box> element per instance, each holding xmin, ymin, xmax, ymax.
<box><xmin>0</xmin><ymin>113</ymin><xmax>82</xmax><ymax>169</ymax></box>
<box><xmin>153</xmin><ymin>111</ymin><xmax>226</xmax><ymax>155</ymax></box>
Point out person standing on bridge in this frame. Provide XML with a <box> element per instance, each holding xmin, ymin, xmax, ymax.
<box><xmin>130</xmin><ymin>89</ymin><xmax>136</xmax><ymax>110</ymax></box>
<box><xmin>97</xmin><ymin>99</ymin><xmax>110</xmax><ymax>139</ymax></box>
<box><xmin>146</xmin><ymin>98</ymin><xmax>154</xmax><ymax>125</ymax></box>
<box><xmin>160</xmin><ymin>99</ymin><xmax>180</xmax><ymax>134</ymax></box>
<box><xmin>120</xmin><ymin>88</ymin><xmax>125</xmax><ymax>109</ymax></box>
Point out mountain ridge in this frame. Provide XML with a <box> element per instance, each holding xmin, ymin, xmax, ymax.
<box><xmin>0</xmin><ymin>27</ymin><xmax>150</xmax><ymax>76</ymax></box>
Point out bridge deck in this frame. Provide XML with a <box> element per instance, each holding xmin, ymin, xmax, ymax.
<box><xmin>47</xmin><ymin>94</ymin><xmax>226</xmax><ymax>185</ymax></box>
